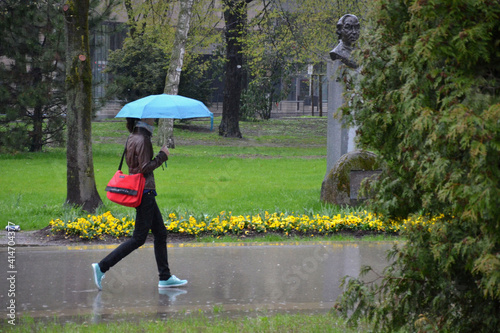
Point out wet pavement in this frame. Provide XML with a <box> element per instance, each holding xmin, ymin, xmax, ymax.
<box><xmin>0</xmin><ymin>241</ymin><xmax>396</xmax><ymax>323</ymax></box>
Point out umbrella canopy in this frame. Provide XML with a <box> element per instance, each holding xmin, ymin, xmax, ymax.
<box><xmin>115</xmin><ymin>94</ymin><xmax>213</xmax><ymax>130</ymax></box>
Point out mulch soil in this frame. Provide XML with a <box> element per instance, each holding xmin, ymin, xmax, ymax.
<box><xmin>1</xmin><ymin>226</ymin><xmax>395</xmax><ymax>247</ymax></box>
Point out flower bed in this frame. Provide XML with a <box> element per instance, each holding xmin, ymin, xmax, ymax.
<box><xmin>49</xmin><ymin>210</ymin><xmax>443</xmax><ymax>241</ymax></box>
<box><xmin>49</xmin><ymin>211</ymin><xmax>134</xmax><ymax>240</ymax></box>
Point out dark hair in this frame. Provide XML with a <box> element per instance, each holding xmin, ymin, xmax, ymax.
<box><xmin>126</xmin><ymin>118</ymin><xmax>140</xmax><ymax>133</ymax></box>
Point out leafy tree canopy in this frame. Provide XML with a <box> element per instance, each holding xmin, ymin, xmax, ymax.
<box><xmin>105</xmin><ymin>34</ymin><xmax>171</xmax><ymax>102</ymax></box>
<box><xmin>104</xmin><ymin>0</ymin><xmax>222</xmax><ymax>105</ymax></box>
<box><xmin>239</xmin><ymin>0</ymin><xmax>366</xmax><ymax>119</ymax></box>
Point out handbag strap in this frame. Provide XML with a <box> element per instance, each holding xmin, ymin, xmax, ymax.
<box><xmin>118</xmin><ymin>137</ymin><xmax>129</xmax><ymax>171</ymax></box>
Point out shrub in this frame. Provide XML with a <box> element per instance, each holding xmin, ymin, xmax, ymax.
<box><xmin>337</xmin><ymin>0</ymin><xmax>500</xmax><ymax>332</ymax></box>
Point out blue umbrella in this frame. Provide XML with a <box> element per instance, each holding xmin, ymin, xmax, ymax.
<box><xmin>115</xmin><ymin>94</ymin><xmax>213</xmax><ymax>130</ymax></box>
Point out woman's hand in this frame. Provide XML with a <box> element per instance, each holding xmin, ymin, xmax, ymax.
<box><xmin>160</xmin><ymin>146</ymin><xmax>170</xmax><ymax>157</ymax></box>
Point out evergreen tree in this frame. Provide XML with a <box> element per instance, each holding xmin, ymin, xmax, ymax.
<box><xmin>0</xmin><ymin>0</ymin><xmax>66</xmax><ymax>152</ymax></box>
<box><xmin>0</xmin><ymin>0</ymin><xmax>119</xmax><ymax>152</ymax></box>
<box><xmin>338</xmin><ymin>1</ymin><xmax>500</xmax><ymax>332</ymax></box>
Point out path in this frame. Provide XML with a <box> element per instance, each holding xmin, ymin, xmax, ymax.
<box><xmin>0</xmin><ymin>241</ymin><xmax>395</xmax><ymax>323</ymax></box>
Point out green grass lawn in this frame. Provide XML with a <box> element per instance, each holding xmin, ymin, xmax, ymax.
<box><xmin>0</xmin><ymin>118</ymin><xmax>337</xmax><ymax>231</ymax></box>
<box><xmin>6</xmin><ymin>312</ymin><xmax>371</xmax><ymax>332</ymax></box>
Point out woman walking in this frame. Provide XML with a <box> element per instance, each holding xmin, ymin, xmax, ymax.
<box><xmin>92</xmin><ymin>118</ymin><xmax>187</xmax><ymax>290</ymax></box>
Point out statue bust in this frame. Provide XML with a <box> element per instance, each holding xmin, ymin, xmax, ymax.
<box><xmin>329</xmin><ymin>14</ymin><xmax>360</xmax><ymax>69</ymax></box>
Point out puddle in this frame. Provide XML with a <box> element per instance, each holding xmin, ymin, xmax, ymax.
<box><xmin>0</xmin><ymin>241</ymin><xmax>396</xmax><ymax>323</ymax></box>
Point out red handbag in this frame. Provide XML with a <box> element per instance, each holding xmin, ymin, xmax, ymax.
<box><xmin>105</xmin><ymin>144</ymin><xmax>145</xmax><ymax>207</ymax></box>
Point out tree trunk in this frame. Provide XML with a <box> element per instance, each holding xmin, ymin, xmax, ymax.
<box><xmin>30</xmin><ymin>105</ymin><xmax>44</xmax><ymax>152</ymax></box>
<box><xmin>63</xmin><ymin>0</ymin><xmax>102</xmax><ymax>212</ymax></box>
<box><xmin>219</xmin><ymin>0</ymin><xmax>250</xmax><ymax>138</ymax></box>
<box><xmin>157</xmin><ymin>0</ymin><xmax>195</xmax><ymax>148</ymax></box>
<box><xmin>29</xmin><ymin>67</ymin><xmax>44</xmax><ymax>152</ymax></box>
<box><xmin>124</xmin><ymin>0</ymin><xmax>138</xmax><ymax>39</ymax></box>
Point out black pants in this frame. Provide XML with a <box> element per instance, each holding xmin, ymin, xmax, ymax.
<box><xmin>99</xmin><ymin>191</ymin><xmax>171</xmax><ymax>280</ymax></box>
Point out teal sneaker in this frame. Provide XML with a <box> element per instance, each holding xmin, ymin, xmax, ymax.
<box><xmin>158</xmin><ymin>275</ymin><xmax>188</xmax><ymax>288</ymax></box>
<box><xmin>92</xmin><ymin>263</ymin><xmax>105</xmax><ymax>290</ymax></box>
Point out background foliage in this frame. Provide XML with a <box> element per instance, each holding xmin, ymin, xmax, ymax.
<box><xmin>240</xmin><ymin>0</ymin><xmax>366</xmax><ymax>120</ymax></box>
<box><xmin>0</xmin><ymin>0</ymin><xmax>119</xmax><ymax>152</ymax></box>
<box><xmin>104</xmin><ymin>0</ymin><xmax>218</xmax><ymax>104</ymax></box>
<box><xmin>0</xmin><ymin>0</ymin><xmax>66</xmax><ymax>152</ymax></box>
<box><xmin>338</xmin><ymin>0</ymin><xmax>500</xmax><ymax>332</ymax></box>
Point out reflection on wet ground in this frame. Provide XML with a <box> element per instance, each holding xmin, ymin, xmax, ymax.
<box><xmin>0</xmin><ymin>241</ymin><xmax>396</xmax><ymax>323</ymax></box>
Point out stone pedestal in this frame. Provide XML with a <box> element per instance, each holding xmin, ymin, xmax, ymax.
<box><xmin>325</xmin><ymin>60</ymin><xmax>358</xmax><ymax>173</ymax></box>
<box><xmin>326</xmin><ymin>60</ymin><xmax>348</xmax><ymax>173</ymax></box>
<box><xmin>323</xmin><ymin>60</ymin><xmax>359</xmax><ymax>191</ymax></box>
<box><xmin>321</xmin><ymin>150</ymin><xmax>379</xmax><ymax>206</ymax></box>
<box><xmin>349</xmin><ymin>170</ymin><xmax>382</xmax><ymax>206</ymax></box>
<box><xmin>321</xmin><ymin>63</ymin><xmax>380</xmax><ymax>206</ymax></box>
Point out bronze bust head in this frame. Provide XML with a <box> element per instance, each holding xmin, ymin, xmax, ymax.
<box><xmin>330</xmin><ymin>14</ymin><xmax>360</xmax><ymax>68</ymax></box>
